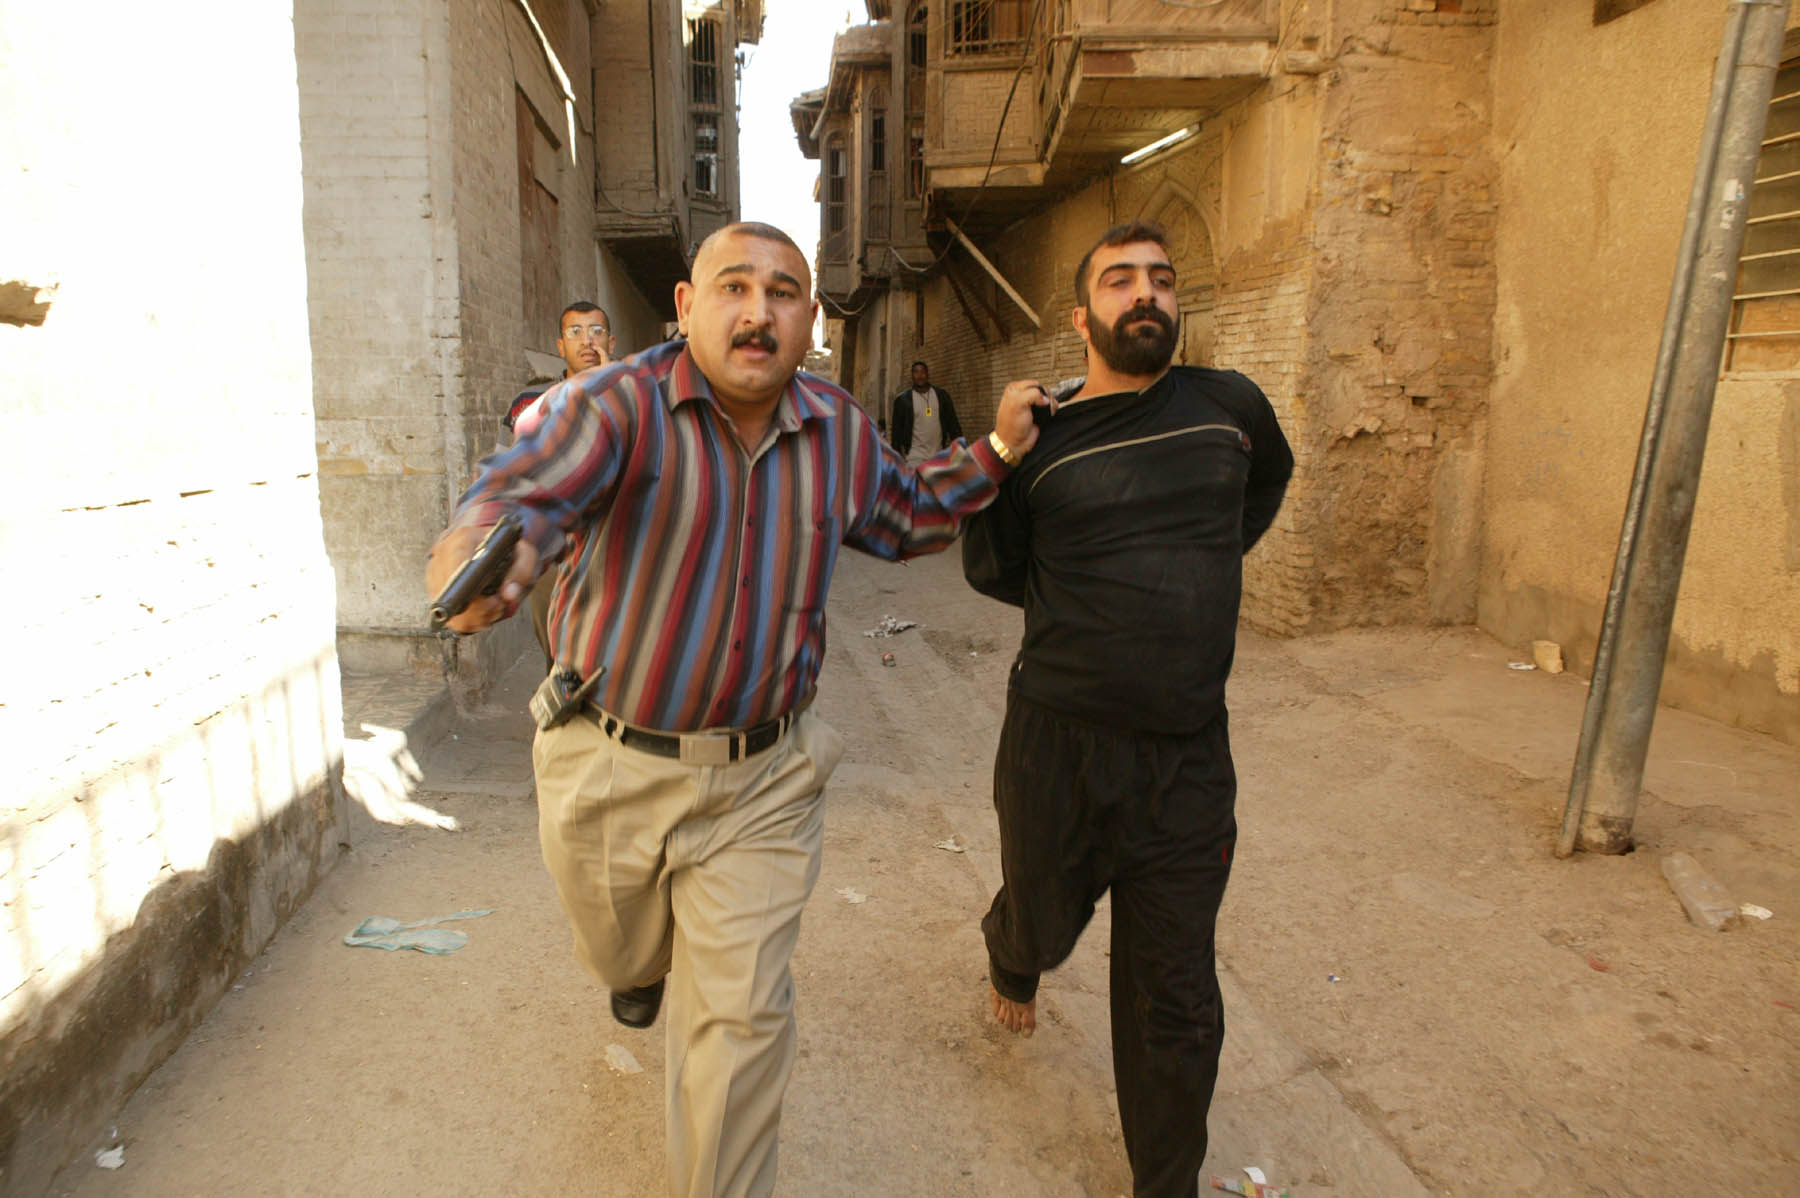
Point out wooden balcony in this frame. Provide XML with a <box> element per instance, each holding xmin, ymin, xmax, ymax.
<box><xmin>926</xmin><ymin>0</ymin><xmax>1277</xmax><ymax>234</ymax></box>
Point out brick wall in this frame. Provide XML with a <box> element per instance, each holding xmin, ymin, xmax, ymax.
<box><xmin>299</xmin><ymin>0</ymin><xmax>603</xmax><ymax>680</ymax></box>
<box><xmin>1306</xmin><ymin>0</ymin><xmax>1498</xmax><ymax>627</ymax></box>
<box><xmin>298</xmin><ymin>0</ymin><xmax>450</xmax><ymax>637</ymax></box>
<box><xmin>917</xmin><ymin>130</ymin><xmax>1319</xmax><ymax>632</ymax></box>
<box><xmin>594</xmin><ymin>0</ymin><xmax>662</xmax><ymax>206</ymax></box>
<box><xmin>1</xmin><ymin>3</ymin><xmax>346</xmax><ymax>1189</ymax></box>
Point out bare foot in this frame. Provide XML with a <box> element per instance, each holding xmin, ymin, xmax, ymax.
<box><xmin>989</xmin><ymin>985</ymin><xmax>1036</xmax><ymax>1037</ymax></box>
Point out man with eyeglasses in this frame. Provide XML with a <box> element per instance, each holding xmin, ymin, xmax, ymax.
<box><xmin>505</xmin><ymin>302</ymin><xmax>618</xmax><ymax>663</ymax></box>
<box><xmin>505</xmin><ymin>301</ymin><xmax>617</xmax><ymax>436</ymax></box>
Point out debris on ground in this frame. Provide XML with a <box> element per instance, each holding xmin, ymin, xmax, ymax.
<box><xmin>1741</xmin><ymin>903</ymin><xmax>1773</xmax><ymax>920</ymax></box>
<box><xmin>881</xmin><ymin>652</ymin><xmax>896</xmax><ymax>667</ymax></box>
<box><xmin>95</xmin><ymin>1145</ymin><xmax>124</xmax><ymax>1170</ymax></box>
<box><xmin>604</xmin><ymin>1045</ymin><xmax>643</xmax><ymax>1075</ymax></box>
<box><xmin>1660</xmin><ymin>852</ymin><xmax>1741</xmax><ymax>932</ymax></box>
<box><xmin>1531</xmin><ymin>640</ymin><xmax>1565</xmax><ymax>674</ymax></box>
<box><xmin>1211</xmin><ymin>1175</ymin><xmax>1289</xmax><ymax>1197</ymax></box>
<box><xmin>863</xmin><ymin>615</ymin><xmax>919</xmax><ymax>638</ymax></box>
<box><xmin>934</xmin><ymin>837</ymin><xmax>966</xmax><ymax>854</ymax></box>
<box><xmin>343</xmin><ymin>909</ymin><xmax>495</xmax><ymax>954</ymax></box>
<box><xmin>835</xmin><ymin>887</ymin><xmax>867</xmax><ymax>905</ymax></box>
<box><xmin>1506</xmin><ymin>661</ymin><xmax>1535</xmax><ymax>671</ymax></box>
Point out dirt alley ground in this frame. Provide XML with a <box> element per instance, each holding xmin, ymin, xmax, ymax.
<box><xmin>52</xmin><ymin>548</ymin><xmax>1800</xmax><ymax>1197</ymax></box>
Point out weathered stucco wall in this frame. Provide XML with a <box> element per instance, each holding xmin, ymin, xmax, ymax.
<box><xmin>919</xmin><ymin>0</ymin><xmax>1501</xmax><ymax>637</ymax></box>
<box><xmin>918</xmin><ymin>71</ymin><xmax>1323</xmax><ymax>633</ymax></box>
<box><xmin>1304</xmin><ymin>0</ymin><xmax>1498</xmax><ymax>629</ymax></box>
<box><xmin>1484</xmin><ymin>0</ymin><xmax>1800</xmax><ymax>742</ymax></box>
<box><xmin>1</xmin><ymin>4</ymin><xmax>348</xmax><ymax>1189</ymax></box>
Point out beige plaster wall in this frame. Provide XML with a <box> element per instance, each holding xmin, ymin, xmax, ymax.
<box><xmin>1303</xmin><ymin>0</ymin><xmax>1499</xmax><ymax>630</ymax></box>
<box><xmin>1484</xmin><ymin>0</ymin><xmax>1800</xmax><ymax>742</ymax></box>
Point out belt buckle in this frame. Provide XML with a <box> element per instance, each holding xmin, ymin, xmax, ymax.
<box><xmin>679</xmin><ymin>734</ymin><xmax>734</xmax><ymax>767</ymax></box>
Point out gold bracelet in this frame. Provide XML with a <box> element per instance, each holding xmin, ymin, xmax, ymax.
<box><xmin>988</xmin><ymin>430</ymin><xmax>1020</xmax><ymax>467</ymax></box>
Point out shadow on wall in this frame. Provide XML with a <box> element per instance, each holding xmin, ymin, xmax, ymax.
<box><xmin>0</xmin><ymin>651</ymin><xmax>461</xmax><ymax>1197</ymax></box>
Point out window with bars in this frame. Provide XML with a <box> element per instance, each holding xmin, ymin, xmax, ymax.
<box><xmin>1727</xmin><ymin>56</ymin><xmax>1800</xmax><ymax>372</ymax></box>
<box><xmin>949</xmin><ymin>0</ymin><xmax>1027</xmax><ymax>57</ymax></box>
<box><xmin>693</xmin><ymin>113</ymin><xmax>720</xmax><ymax>200</ymax></box>
<box><xmin>826</xmin><ymin>138</ymin><xmax>848</xmax><ymax>237</ymax></box>
<box><xmin>689</xmin><ymin>18</ymin><xmax>719</xmax><ymax>107</ymax></box>
<box><xmin>689</xmin><ymin>18</ymin><xmax>722</xmax><ymax>202</ymax></box>
<box><xmin>908</xmin><ymin>121</ymin><xmax>925</xmax><ymax>200</ymax></box>
<box><xmin>869</xmin><ymin>99</ymin><xmax>889</xmax><ymax>241</ymax></box>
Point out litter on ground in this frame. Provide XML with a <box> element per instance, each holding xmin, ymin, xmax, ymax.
<box><xmin>343</xmin><ymin>909</ymin><xmax>495</xmax><ymax>954</ymax></box>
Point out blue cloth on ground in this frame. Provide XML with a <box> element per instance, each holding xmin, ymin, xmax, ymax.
<box><xmin>343</xmin><ymin>909</ymin><xmax>495</xmax><ymax>954</ymax></box>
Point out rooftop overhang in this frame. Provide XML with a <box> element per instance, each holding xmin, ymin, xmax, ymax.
<box><xmin>927</xmin><ymin>34</ymin><xmax>1273</xmax><ymax>239</ymax></box>
<box><xmin>734</xmin><ymin>0</ymin><xmax>764</xmax><ymax>45</ymax></box>
<box><xmin>595</xmin><ymin>213</ymin><xmax>689</xmax><ymax>320</ymax></box>
<box><xmin>811</xmin><ymin>21</ymin><xmax>891</xmax><ymax>139</ymax></box>
<box><xmin>790</xmin><ymin>88</ymin><xmax>825</xmax><ymax>158</ymax></box>
<box><xmin>1043</xmin><ymin>39</ymin><xmax>1272</xmax><ymax>175</ymax></box>
<box><xmin>815</xmin><ymin>261</ymin><xmax>883</xmax><ymax>315</ymax></box>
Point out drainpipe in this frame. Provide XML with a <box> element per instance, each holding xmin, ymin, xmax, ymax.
<box><xmin>1557</xmin><ymin>0</ymin><xmax>1791</xmax><ymax>857</ymax></box>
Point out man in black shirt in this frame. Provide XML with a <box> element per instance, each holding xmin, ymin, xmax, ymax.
<box><xmin>963</xmin><ymin>221</ymin><xmax>1293</xmax><ymax>1197</ymax></box>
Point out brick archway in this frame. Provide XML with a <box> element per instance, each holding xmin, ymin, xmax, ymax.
<box><xmin>1134</xmin><ymin>180</ymin><xmax>1217</xmax><ymax>366</ymax></box>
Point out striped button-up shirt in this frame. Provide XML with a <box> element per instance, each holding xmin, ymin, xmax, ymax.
<box><xmin>450</xmin><ymin>339</ymin><xmax>1009</xmax><ymax>732</ymax></box>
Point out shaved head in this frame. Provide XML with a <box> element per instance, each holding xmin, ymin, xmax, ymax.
<box><xmin>675</xmin><ymin>222</ymin><xmax>819</xmax><ymax>416</ymax></box>
<box><xmin>693</xmin><ymin>222</ymin><xmax>811</xmax><ymax>292</ymax></box>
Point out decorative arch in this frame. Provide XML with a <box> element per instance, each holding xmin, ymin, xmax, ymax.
<box><xmin>1134</xmin><ymin>178</ymin><xmax>1217</xmax><ymax>367</ymax></box>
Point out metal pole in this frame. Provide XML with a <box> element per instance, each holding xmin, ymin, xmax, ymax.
<box><xmin>1558</xmin><ymin>0</ymin><xmax>1791</xmax><ymax>857</ymax></box>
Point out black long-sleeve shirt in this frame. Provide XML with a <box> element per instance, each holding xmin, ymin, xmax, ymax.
<box><xmin>962</xmin><ymin>367</ymin><xmax>1293</xmax><ymax>735</ymax></box>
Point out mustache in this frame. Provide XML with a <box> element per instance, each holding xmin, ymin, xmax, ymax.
<box><xmin>731</xmin><ymin>328</ymin><xmax>779</xmax><ymax>353</ymax></box>
<box><xmin>1116</xmin><ymin>304</ymin><xmax>1176</xmax><ymax>335</ymax></box>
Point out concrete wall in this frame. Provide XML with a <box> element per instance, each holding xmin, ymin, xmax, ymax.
<box><xmin>596</xmin><ymin>239</ymin><xmax>674</xmax><ymax>357</ymax></box>
<box><xmin>1484</xmin><ymin>0</ymin><xmax>1800</xmax><ymax>742</ymax></box>
<box><xmin>298</xmin><ymin>0</ymin><xmax>454</xmax><ymax>646</ymax></box>
<box><xmin>0</xmin><ymin>3</ymin><xmax>348</xmax><ymax>1190</ymax></box>
<box><xmin>299</xmin><ymin>0</ymin><xmax>606</xmax><ymax>680</ymax></box>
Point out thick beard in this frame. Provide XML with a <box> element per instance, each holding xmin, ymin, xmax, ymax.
<box><xmin>1085</xmin><ymin>303</ymin><xmax>1176</xmax><ymax>376</ymax></box>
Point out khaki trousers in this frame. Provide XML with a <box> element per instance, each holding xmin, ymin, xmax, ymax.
<box><xmin>533</xmin><ymin>708</ymin><xmax>845</xmax><ymax>1198</ymax></box>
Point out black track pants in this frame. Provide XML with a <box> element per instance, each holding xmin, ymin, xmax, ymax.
<box><xmin>982</xmin><ymin>691</ymin><xmax>1237</xmax><ymax>1198</ymax></box>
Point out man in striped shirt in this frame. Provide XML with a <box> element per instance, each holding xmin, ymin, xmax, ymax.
<box><xmin>426</xmin><ymin>221</ymin><xmax>1047</xmax><ymax>1197</ymax></box>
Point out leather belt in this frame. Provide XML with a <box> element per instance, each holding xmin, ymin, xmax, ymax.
<box><xmin>586</xmin><ymin>702</ymin><xmax>805</xmax><ymax>766</ymax></box>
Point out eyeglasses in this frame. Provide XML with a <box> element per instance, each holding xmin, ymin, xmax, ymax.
<box><xmin>562</xmin><ymin>324</ymin><xmax>611</xmax><ymax>341</ymax></box>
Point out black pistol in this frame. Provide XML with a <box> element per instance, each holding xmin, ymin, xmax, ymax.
<box><xmin>429</xmin><ymin>513</ymin><xmax>524</xmax><ymax>631</ymax></box>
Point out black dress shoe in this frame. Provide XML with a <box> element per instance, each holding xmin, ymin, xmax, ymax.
<box><xmin>610</xmin><ymin>979</ymin><xmax>665</xmax><ymax>1029</ymax></box>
